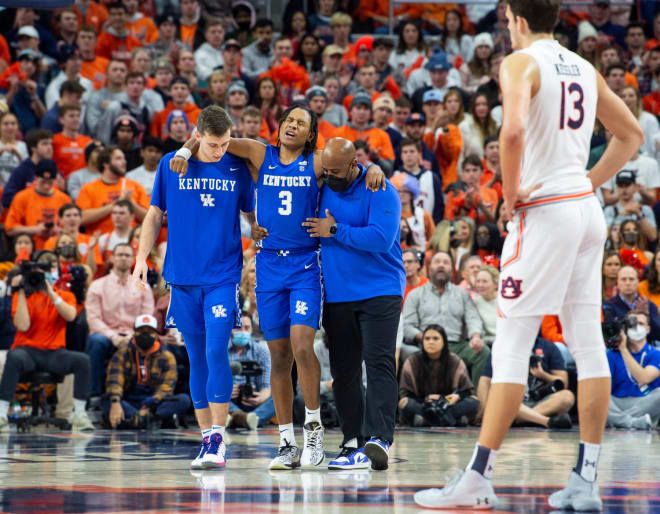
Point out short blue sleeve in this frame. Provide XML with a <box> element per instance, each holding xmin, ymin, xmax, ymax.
<box><xmin>151</xmin><ymin>155</ymin><xmax>170</xmax><ymax>211</ymax></box>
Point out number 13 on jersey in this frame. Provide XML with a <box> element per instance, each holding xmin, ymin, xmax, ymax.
<box><xmin>278</xmin><ymin>190</ymin><xmax>292</xmax><ymax>215</ymax></box>
<box><xmin>559</xmin><ymin>81</ymin><xmax>584</xmax><ymax>130</ymax></box>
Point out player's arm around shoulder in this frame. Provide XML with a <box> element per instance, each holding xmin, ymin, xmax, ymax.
<box><xmin>227</xmin><ymin>138</ymin><xmax>267</xmax><ymax>181</ymax></box>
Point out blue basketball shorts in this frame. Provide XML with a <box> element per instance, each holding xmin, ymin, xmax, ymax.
<box><xmin>165</xmin><ymin>282</ymin><xmax>241</xmax><ymax>333</ymax></box>
<box><xmin>255</xmin><ymin>249</ymin><xmax>323</xmax><ymax>341</ymax></box>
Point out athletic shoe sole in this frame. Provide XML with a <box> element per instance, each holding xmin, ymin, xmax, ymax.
<box><xmin>327</xmin><ymin>462</ymin><xmax>370</xmax><ymax>471</ymax></box>
<box><xmin>549</xmin><ymin>496</ymin><xmax>602</xmax><ymax>511</ymax></box>
<box><xmin>269</xmin><ymin>461</ymin><xmax>301</xmax><ymax>470</ymax></box>
<box><xmin>364</xmin><ymin>442</ymin><xmax>388</xmax><ymax>470</ymax></box>
<box><xmin>201</xmin><ymin>461</ymin><xmax>226</xmax><ymax>470</ymax></box>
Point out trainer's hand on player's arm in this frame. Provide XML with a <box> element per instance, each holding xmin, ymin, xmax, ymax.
<box><xmin>302</xmin><ymin>209</ymin><xmax>336</xmax><ymax>237</ymax></box>
<box><xmin>251</xmin><ymin>223</ymin><xmax>269</xmax><ymax>241</ymax></box>
<box><xmin>365</xmin><ymin>164</ymin><xmax>387</xmax><ymax>191</ymax></box>
<box><xmin>109</xmin><ymin>400</ymin><xmax>124</xmax><ymax>428</ymax></box>
<box><xmin>132</xmin><ymin>259</ymin><xmax>149</xmax><ymax>290</ymax></box>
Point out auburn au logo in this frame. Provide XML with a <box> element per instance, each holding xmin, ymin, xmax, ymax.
<box><xmin>501</xmin><ymin>276</ymin><xmax>523</xmax><ymax>299</ymax></box>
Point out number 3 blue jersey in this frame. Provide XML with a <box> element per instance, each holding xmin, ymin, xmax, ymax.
<box><xmin>256</xmin><ymin>145</ymin><xmax>320</xmax><ymax>250</ymax></box>
<box><xmin>151</xmin><ymin>151</ymin><xmax>255</xmax><ymax>286</ymax></box>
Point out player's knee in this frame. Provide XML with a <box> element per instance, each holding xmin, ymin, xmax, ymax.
<box><xmin>491</xmin><ymin>316</ymin><xmax>540</xmax><ymax>385</ymax></box>
<box><xmin>557</xmin><ymin>389</ymin><xmax>575</xmax><ymax>410</ymax></box>
<box><xmin>291</xmin><ymin>342</ymin><xmax>316</xmax><ymax>365</ymax></box>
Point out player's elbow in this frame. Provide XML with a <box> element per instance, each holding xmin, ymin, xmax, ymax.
<box><xmin>499</xmin><ymin>125</ymin><xmax>525</xmax><ymax>147</ymax></box>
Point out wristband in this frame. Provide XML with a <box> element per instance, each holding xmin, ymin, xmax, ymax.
<box><xmin>53</xmin><ymin>296</ymin><xmax>63</xmax><ymax>306</ymax></box>
<box><xmin>175</xmin><ymin>147</ymin><xmax>192</xmax><ymax>160</ymax></box>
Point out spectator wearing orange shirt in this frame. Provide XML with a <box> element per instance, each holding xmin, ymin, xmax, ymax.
<box><xmin>306</xmin><ymin>86</ymin><xmax>336</xmax><ymax>141</ymax></box>
<box><xmin>330</xmin><ymin>12</ymin><xmax>356</xmax><ymax>67</ymax></box>
<box><xmin>53</xmin><ymin>105</ymin><xmax>93</xmax><ymax>179</ymax></box>
<box><xmin>77</xmin><ymin>145</ymin><xmax>148</xmax><ymax>234</ymax></box>
<box><xmin>95</xmin><ymin>3</ymin><xmax>142</xmax><ymax>64</ymax></box>
<box><xmin>332</xmin><ymin>91</ymin><xmax>395</xmax><ymax>174</ymax></box>
<box><xmin>150</xmin><ymin>77</ymin><xmax>201</xmax><ymax>139</ymax></box>
<box><xmin>480</xmin><ymin>136</ymin><xmax>503</xmax><ymax>200</ymax></box>
<box><xmin>403</xmin><ymin>248</ymin><xmax>427</xmax><ymax>303</ymax></box>
<box><xmin>343</xmin><ymin>63</ymin><xmax>400</xmax><ymax>113</ymax></box>
<box><xmin>123</xmin><ymin>0</ymin><xmax>158</xmax><ymax>45</ymax></box>
<box><xmin>5</xmin><ymin>160</ymin><xmax>72</xmax><ymax>250</ymax></box>
<box><xmin>444</xmin><ymin>155</ymin><xmax>498</xmax><ymax>224</ymax></box>
<box><xmin>68</xmin><ymin>0</ymin><xmax>108</xmax><ymax>33</ymax></box>
<box><xmin>179</xmin><ymin>0</ymin><xmax>200</xmax><ymax>48</ymax></box>
<box><xmin>422</xmin><ymin>103</ymin><xmax>463</xmax><ymax>185</ymax></box>
<box><xmin>77</xmin><ymin>25</ymin><xmax>109</xmax><ymax>91</ymax></box>
<box><xmin>392</xmin><ymin>172</ymin><xmax>435</xmax><ymax>250</ymax></box>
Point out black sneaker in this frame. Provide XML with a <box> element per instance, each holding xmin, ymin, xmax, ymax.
<box><xmin>548</xmin><ymin>413</ymin><xmax>573</xmax><ymax>429</ymax></box>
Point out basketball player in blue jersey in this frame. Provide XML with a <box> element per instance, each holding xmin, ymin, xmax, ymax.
<box><xmin>171</xmin><ymin>104</ymin><xmax>386</xmax><ymax>470</ymax></box>
<box><xmin>132</xmin><ymin>106</ymin><xmax>256</xmax><ymax>471</ymax></box>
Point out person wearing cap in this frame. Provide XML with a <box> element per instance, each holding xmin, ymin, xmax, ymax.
<box><xmin>226</xmin><ymin>1</ymin><xmax>256</xmax><ymax>48</ymax></box>
<box><xmin>0</xmin><ymin>48</ymin><xmax>45</xmax><ymax>132</ymax></box>
<box><xmin>112</xmin><ymin>115</ymin><xmax>142</xmax><ymax>170</ymax></box>
<box><xmin>67</xmin><ymin>142</ymin><xmax>103</xmax><ymax>201</ymax></box>
<box><xmin>84</xmin><ymin>59</ymin><xmax>128</xmax><ymax>135</ymax></box>
<box><xmin>126</xmin><ymin>135</ymin><xmax>164</xmax><ymax>196</ymax></box>
<box><xmin>603</xmin><ymin>169</ymin><xmax>658</xmax><ymax>238</ymax></box>
<box><xmin>393</xmin><ymin>112</ymin><xmax>440</xmax><ymax>175</ymax></box>
<box><xmin>372</xmin><ymin>95</ymin><xmax>402</xmax><ymax>150</ymax></box>
<box><xmin>9</xmin><ymin>10</ymin><xmax>58</xmax><ymax>61</ymax></box>
<box><xmin>5</xmin><ymin>159</ymin><xmax>72</xmax><ymax>250</ymax></box>
<box><xmin>474</xmin><ymin>0</ymin><xmax>511</xmax><ymax>55</ymax></box>
<box><xmin>225</xmin><ymin>79</ymin><xmax>250</xmax><ymax>128</ymax></box>
<box><xmin>576</xmin><ymin>22</ymin><xmax>599</xmax><ymax>68</ymax></box>
<box><xmin>589</xmin><ymin>1</ymin><xmax>626</xmax><ymax>49</ymax></box>
<box><xmin>221</xmin><ymin>38</ymin><xmax>253</xmax><ymax>90</ymax></box>
<box><xmin>407</xmin><ymin>49</ymin><xmax>461</xmax><ymax>111</ymax></box>
<box><xmin>41</xmin><ymin>80</ymin><xmax>87</xmax><ymax>134</ymax></box>
<box><xmin>162</xmin><ymin>110</ymin><xmax>192</xmax><ymax>153</ymax></box>
<box><xmin>333</xmin><ymin>90</ymin><xmax>396</xmax><ymax>174</ymax></box>
<box><xmin>53</xmin><ymin>105</ymin><xmax>93</xmax><ymax>179</ymax></box>
<box><xmin>306</xmin><ymin>86</ymin><xmax>336</xmax><ymax>141</ymax></box>
<box><xmin>45</xmin><ymin>45</ymin><xmax>93</xmax><ymax>110</ymax></box>
<box><xmin>151</xmin><ymin>76</ymin><xmax>201</xmax><ymax>139</ymax></box>
<box><xmin>193</xmin><ymin>18</ymin><xmax>226</xmax><ymax>82</ymax></box>
<box><xmin>421</xmin><ymin>89</ymin><xmax>445</xmax><ymax>131</ymax></box>
<box><xmin>77</xmin><ymin>26</ymin><xmax>110</xmax><ymax>91</ymax></box>
<box><xmin>391</xmin><ymin>171</ymin><xmax>434</xmax><ymax>250</ymax></box>
<box><xmin>104</xmin><ymin>313</ymin><xmax>189</xmax><ymax>429</ymax></box>
<box><xmin>422</xmin><ymin>96</ymin><xmax>463</xmax><ymax>185</ymax></box>
<box><xmin>242</xmin><ymin>19</ymin><xmax>275</xmax><ymax>79</ymax></box>
<box><xmin>95</xmin><ymin>2</ymin><xmax>142</xmax><ymax>64</ymax></box>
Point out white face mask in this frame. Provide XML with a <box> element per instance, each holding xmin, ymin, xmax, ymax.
<box><xmin>627</xmin><ymin>324</ymin><xmax>647</xmax><ymax>342</ymax></box>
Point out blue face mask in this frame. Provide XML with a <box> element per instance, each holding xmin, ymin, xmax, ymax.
<box><xmin>232</xmin><ymin>331</ymin><xmax>251</xmax><ymax>347</ymax></box>
<box><xmin>45</xmin><ymin>271</ymin><xmax>59</xmax><ymax>285</ymax></box>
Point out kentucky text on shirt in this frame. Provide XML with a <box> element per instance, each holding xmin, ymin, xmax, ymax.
<box><xmin>178</xmin><ymin>177</ymin><xmax>236</xmax><ymax>192</ymax></box>
<box><xmin>262</xmin><ymin>174</ymin><xmax>313</xmax><ymax>188</ymax></box>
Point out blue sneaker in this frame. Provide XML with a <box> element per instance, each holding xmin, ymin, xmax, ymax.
<box><xmin>328</xmin><ymin>446</ymin><xmax>370</xmax><ymax>470</ymax></box>
<box><xmin>190</xmin><ymin>436</ymin><xmax>210</xmax><ymax>470</ymax></box>
<box><xmin>364</xmin><ymin>438</ymin><xmax>390</xmax><ymax>470</ymax></box>
<box><xmin>201</xmin><ymin>433</ymin><xmax>226</xmax><ymax>469</ymax></box>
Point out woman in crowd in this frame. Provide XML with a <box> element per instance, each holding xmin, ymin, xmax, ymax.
<box><xmin>619</xmin><ymin>219</ymin><xmax>652</xmax><ymax>276</ymax></box>
<box><xmin>639</xmin><ymin>249</ymin><xmax>660</xmax><ymax>306</ymax></box>
<box><xmin>295</xmin><ymin>33</ymin><xmax>324</xmax><ymax>85</ymax></box>
<box><xmin>460</xmin><ymin>93</ymin><xmax>500</xmax><ymax>159</ymax></box>
<box><xmin>400</xmin><ymin>218</ymin><xmax>419</xmax><ymax>250</ymax></box>
<box><xmin>576</xmin><ymin>21</ymin><xmax>600</xmax><ymax>70</ymax></box>
<box><xmin>474</xmin><ymin>266</ymin><xmax>498</xmax><ymax>347</ymax></box>
<box><xmin>204</xmin><ymin>70</ymin><xmax>228</xmax><ymax>108</ymax></box>
<box><xmin>255</xmin><ymin>77</ymin><xmax>283</xmax><ymax>139</ymax></box>
<box><xmin>389</xmin><ymin>20</ymin><xmax>425</xmax><ymax>72</ymax></box>
<box><xmin>444</xmin><ymin>88</ymin><xmax>468</xmax><ymax>127</ymax></box>
<box><xmin>605</xmin><ymin>223</ymin><xmax>621</xmax><ymax>251</ymax></box>
<box><xmin>283</xmin><ymin>10</ymin><xmax>308</xmax><ymax>54</ymax></box>
<box><xmin>474</xmin><ymin>222</ymin><xmax>502</xmax><ymax>268</ymax></box>
<box><xmin>441</xmin><ymin>9</ymin><xmax>473</xmax><ymax>66</ymax></box>
<box><xmin>0</xmin><ymin>112</ymin><xmax>27</xmax><ymax>188</ymax></box>
<box><xmin>392</xmin><ymin>173</ymin><xmax>434</xmax><ymax>251</ymax></box>
<box><xmin>53</xmin><ymin>231</ymin><xmax>95</xmax><ymax>284</ymax></box>
<box><xmin>459</xmin><ymin>33</ymin><xmax>493</xmax><ymax>92</ymax></box>
<box><xmin>398</xmin><ymin>325</ymin><xmax>479</xmax><ymax>427</ymax></box>
<box><xmin>602</xmin><ymin>250</ymin><xmax>622</xmax><ymax>301</ymax></box>
<box><xmin>620</xmin><ymin>85</ymin><xmax>659</xmax><ymax>156</ymax></box>
<box><xmin>321</xmin><ymin>74</ymin><xmax>348</xmax><ymax>126</ymax></box>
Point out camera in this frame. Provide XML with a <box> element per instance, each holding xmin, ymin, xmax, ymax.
<box><xmin>62</xmin><ymin>264</ymin><xmax>87</xmax><ymax>304</ymax></box>
<box><xmin>232</xmin><ymin>360</ymin><xmax>263</xmax><ymax>400</ymax></box>
<box><xmin>602</xmin><ymin>316</ymin><xmax>636</xmax><ymax>350</ymax></box>
<box><xmin>18</xmin><ymin>260</ymin><xmax>50</xmax><ymax>292</ymax></box>
<box><xmin>528</xmin><ymin>379</ymin><xmax>565</xmax><ymax>402</ymax></box>
<box><xmin>529</xmin><ymin>354</ymin><xmax>543</xmax><ymax>368</ymax></box>
<box><xmin>422</xmin><ymin>396</ymin><xmax>455</xmax><ymax>427</ymax></box>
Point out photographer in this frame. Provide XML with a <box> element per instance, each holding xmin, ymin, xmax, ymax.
<box><xmin>0</xmin><ymin>257</ymin><xmax>94</xmax><ymax>432</ymax></box>
<box><xmin>104</xmin><ymin>314</ymin><xmax>190</xmax><ymax>429</ymax></box>
<box><xmin>228</xmin><ymin>312</ymin><xmax>274</xmax><ymax>430</ymax></box>
<box><xmin>399</xmin><ymin>325</ymin><xmax>479</xmax><ymax>427</ymax></box>
<box><xmin>606</xmin><ymin>310</ymin><xmax>660</xmax><ymax>430</ymax></box>
<box><xmin>476</xmin><ymin>337</ymin><xmax>575</xmax><ymax>429</ymax></box>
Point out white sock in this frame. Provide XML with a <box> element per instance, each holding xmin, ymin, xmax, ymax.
<box><xmin>0</xmin><ymin>400</ymin><xmax>8</xmax><ymax>418</ymax></box>
<box><xmin>467</xmin><ymin>443</ymin><xmax>498</xmax><ymax>480</ymax></box>
<box><xmin>345</xmin><ymin>437</ymin><xmax>358</xmax><ymax>449</ymax></box>
<box><xmin>575</xmin><ymin>441</ymin><xmax>600</xmax><ymax>482</ymax></box>
<box><xmin>73</xmin><ymin>399</ymin><xmax>86</xmax><ymax>415</ymax></box>
<box><xmin>305</xmin><ymin>406</ymin><xmax>322</xmax><ymax>425</ymax></box>
<box><xmin>279</xmin><ymin>423</ymin><xmax>297</xmax><ymax>447</ymax></box>
<box><xmin>211</xmin><ymin>424</ymin><xmax>225</xmax><ymax>438</ymax></box>
<box><xmin>202</xmin><ymin>428</ymin><xmax>212</xmax><ymax>439</ymax></box>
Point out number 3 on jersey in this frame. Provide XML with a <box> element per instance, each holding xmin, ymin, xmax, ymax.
<box><xmin>559</xmin><ymin>81</ymin><xmax>584</xmax><ymax>130</ymax></box>
<box><xmin>278</xmin><ymin>190</ymin><xmax>292</xmax><ymax>215</ymax></box>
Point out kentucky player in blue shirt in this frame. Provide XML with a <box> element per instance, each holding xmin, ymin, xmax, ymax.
<box><xmin>171</xmin><ymin>104</ymin><xmax>385</xmax><ymax>471</ymax></box>
<box><xmin>133</xmin><ymin>106</ymin><xmax>255</xmax><ymax>471</ymax></box>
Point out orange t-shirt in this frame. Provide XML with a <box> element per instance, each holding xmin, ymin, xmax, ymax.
<box><xmin>180</xmin><ymin>23</ymin><xmax>197</xmax><ymax>48</ymax></box>
<box><xmin>423</xmin><ymin>124</ymin><xmax>462</xmax><ymax>185</ymax></box>
<box><xmin>11</xmin><ymin>290</ymin><xmax>76</xmax><ymax>350</ymax></box>
<box><xmin>95</xmin><ymin>32</ymin><xmax>142</xmax><ymax>63</ymax></box>
<box><xmin>444</xmin><ymin>185</ymin><xmax>498</xmax><ymax>223</ymax></box>
<box><xmin>76</xmin><ymin>178</ymin><xmax>149</xmax><ymax>234</ymax></box>
<box><xmin>0</xmin><ymin>34</ymin><xmax>10</xmax><ymax>66</ymax></box>
<box><xmin>81</xmin><ymin>57</ymin><xmax>110</xmax><ymax>90</ymax></box>
<box><xmin>331</xmin><ymin>125</ymin><xmax>395</xmax><ymax>160</ymax></box>
<box><xmin>53</xmin><ymin>132</ymin><xmax>93</xmax><ymax>179</ymax></box>
<box><xmin>66</xmin><ymin>2</ymin><xmax>108</xmax><ymax>33</ymax></box>
<box><xmin>319</xmin><ymin>119</ymin><xmax>337</xmax><ymax>140</ymax></box>
<box><xmin>151</xmin><ymin>101</ymin><xmax>201</xmax><ymax>139</ymax></box>
<box><xmin>480</xmin><ymin>163</ymin><xmax>503</xmax><ymax>200</ymax></box>
<box><xmin>128</xmin><ymin>16</ymin><xmax>159</xmax><ymax>44</ymax></box>
<box><xmin>638</xmin><ymin>280</ymin><xmax>660</xmax><ymax>309</ymax></box>
<box><xmin>5</xmin><ymin>188</ymin><xmax>72</xmax><ymax>250</ymax></box>
<box><xmin>404</xmin><ymin>276</ymin><xmax>428</xmax><ymax>303</ymax></box>
<box><xmin>44</xmin><ymin>232</ymin><xmax>103</xmax><ymax>268</ymax></box>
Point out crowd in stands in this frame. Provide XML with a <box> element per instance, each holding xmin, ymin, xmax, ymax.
<box><xmin>0</xmin><ymin>0</ymin><xmax>659</xmax><ymax>432</ymax></box>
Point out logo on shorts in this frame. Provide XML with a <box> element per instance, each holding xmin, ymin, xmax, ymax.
<box><xmin>500</xmin><ymin>276</ymin><xmax>523</xmax><ymax>299</ymax></box>
<box><xmin>295</xmin><ymin>300</ymin><xmax>308</xmax><ymax>315</ymax></box>
<box><xmin>212</xmin><ymin>304</ymin><xmax>227</xmax><ymax>318</ymax></box>
<box><xmin>200</xmin><ymin>193</ymin><xmax>215</xmax><ymax>207</ymax></box>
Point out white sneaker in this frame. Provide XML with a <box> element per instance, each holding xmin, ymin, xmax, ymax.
<box><xmin>301</xmin><ymin>421</ymin><xmax>325</xmax><ymax>468</ymax></box>
<box><xmin>71</xmin><ymin>411</ymin><xmax>95</xmax><ymax>431</ymax></box>
<box><xmin>246</xmin><ymin>412</ymin><xmax>258</xmax><ymax>431</ymax></box>
<box><xmin>269</xmin><ymin>441</ymin><xmax>301</xmax><ymax>470</ymax></box>
<box><xmin>548</xmin><ymin>471</ymin><xmax>602</xmax><ymax>511</ymax></box>
<box><xmin>414</xmin><ymin>469</ymin><xmax>498</xmax><ymax>510</ymax></box>
<box><xmin>200</xmin><ymin>433</ymin><xmax>226</xmax><ymax>469</ymax></box>
<box><xmin>190</xmin><ymin>436</ymin><xmax>210</xmax><ymax>470</ymax></box>
<box><xmin>0</xmin><ymin>415</ymin><xmax>9</xmax><ymax>433</ymax></box>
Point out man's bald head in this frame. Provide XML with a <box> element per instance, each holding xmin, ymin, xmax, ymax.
<box><xmin>323</xmin><ymin>137</ymin><xmax>356</xmax><ymax>169</ymax></box>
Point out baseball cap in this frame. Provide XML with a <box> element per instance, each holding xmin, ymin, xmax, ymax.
<box><xmin>17</xmin><ymin>26</ymin><xmax>39</xmax><ymax>39</ymax></box>
<box><xmin>113</xmin><ymin>115</ymin><xmax>138</xmax><ymax>135</ymax></box>
<box><xmin>156</xmin><ymin>12</ymin><xmax>179</xmax><ymax>27</ymax></box>
<box><xmin>35</xmin><ymin>159</ymin><xmax>58</xmax><ymax>179</ymax></box>
<box><xmin>405</xmin><ymin>112</ymin><xmax>426</xmax><ymax>125</ymax></box>
<box><xmin>351</xmin><ymin>90</ymin><xmax>372</xmax><ymax>109</ymax></box>
<box><xmin>616</xmin><ymin>169</ymin><xmax>636</xmax><ymax>185</ymax></box>
<box><xmin>305</xmin><ymin>86</ymin><xmax>327</xmax><ymax>101</ymax></box>
<box><xmin>423</xmin><ymin>89</ymin><xmax>444</xmax><ymax>104</ymax></box>
<box><xmin>355</xmin><ymin>36</ymin><xmax>373</xmax><ymax>53</ymax></box>
<box><xmin>84</xmin><ymin>141</ymin><xmax>103</xmax><ymax>163</ymax></box>
<box><xmin>17</xmin><ymin>48</ymin><xmax>40</xmax><ymax>61</ymax></box>
<box><xmin>134</xmin><ymin>314</ymin><xmax>158</xmax><ymax>330</ymax></box>
<box><xmin>58</xmin><ymin>44</ymin><xmax>81</xmax><ymax>64</ymax></box>
<box><xmin>373</xmin><ymin>96</ymin><xmax>395</xmax><ymax>112</ymax></box>
<box><xmin>227</xmin><ymin>79</ymin><xmax>248</xmax><ymax>97</ymax></box>
<box><xmin>170</xmin><ymin>76</ymin><xmax>190</xmax><ymax>88</ymax></box>
<box><xmin>323</xmin><ymin>44</ymin><xmax>344</xmax><ymax>57</ymax></box>
<box><xmin>223</xmin><ymin>38</ymin><xmax>241</xmax><ymax>51</ymax></box>
<box><xmin>425</xmin><ymin>51</ymin><xmax>450</xmax><ymax>71</ymax></box>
